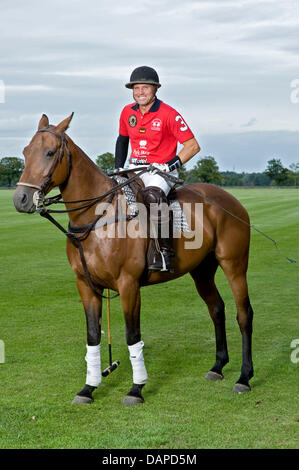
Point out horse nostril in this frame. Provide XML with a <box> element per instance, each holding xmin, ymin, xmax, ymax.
<box><xmin>13</xmin><ymin>187</ymin><xmax>36</xmax><ymax>213</ymax></box>
<box><xmin>21</xmin><ymin>193</ymin><xmax>28</xmax><ymax>205</ymax></box>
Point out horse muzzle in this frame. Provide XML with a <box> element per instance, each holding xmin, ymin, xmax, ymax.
<box><xmin>13</xmin><ymin>185</ymin><xmax>37</xmax><ymax>213</ymax></box>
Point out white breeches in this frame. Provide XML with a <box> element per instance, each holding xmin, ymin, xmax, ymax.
<box><xmin>128</xmin><ymin>164</ymin><xmax>178</xmax><ymax>196</ymax></box>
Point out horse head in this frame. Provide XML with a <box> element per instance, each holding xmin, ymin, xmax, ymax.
<box><xmin>13</xmin><ymin>113</ymin><xmax>74</xmax><ymax>213</ymax></box>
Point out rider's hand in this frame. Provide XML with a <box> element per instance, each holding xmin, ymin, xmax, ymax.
<box><xmin>150</xmin><ymin>156</ymin><xmax>183</xmax><ymax>174</ymax></box>
<box><xmin>150</xmin><ymin>163</ymin><xmax>170</xmax><ymax>173</ymax></box>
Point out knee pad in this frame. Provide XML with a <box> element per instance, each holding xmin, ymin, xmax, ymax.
<box><xmin>137</xmin><ymin>186</ymin><xmax>167</xmax><ymax>208</ymax></box>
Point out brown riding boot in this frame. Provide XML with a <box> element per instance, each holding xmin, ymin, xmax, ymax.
<box><xmin>137</xmin><ymin>186</ymin><xmax>175</xmax><ymax>274</ymax></box>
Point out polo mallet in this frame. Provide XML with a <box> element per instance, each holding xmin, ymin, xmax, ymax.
<box><xmin>102</xmin><ymin>289</ymin><xmax>120</xmax><ymax>377</ymax></box>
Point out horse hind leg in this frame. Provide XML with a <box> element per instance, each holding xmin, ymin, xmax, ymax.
<box><xmin>219</xmin><ymin>258</ymin><xmax>254</xmax><ymax>394</ymax></box>
<box><xmin>190</xmin><ymin>253</ymin><xmax>229</xmax><ymax>381</ymax></box>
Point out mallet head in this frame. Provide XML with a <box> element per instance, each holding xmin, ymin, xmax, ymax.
<box><xmin>102</xmin><ymin>360</ymin><xmax>120</xmax><ymax>377</ymax></box>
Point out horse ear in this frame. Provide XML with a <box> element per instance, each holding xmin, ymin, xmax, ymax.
<box><xmin>38</xmin><ymin>114</ymin><xmax>49</xmax><ymax>130</ymax></box>
<box><xmin>56</xmin><ymin>112</ymin><xmax>74</xmax><ymax>134</ymax></box>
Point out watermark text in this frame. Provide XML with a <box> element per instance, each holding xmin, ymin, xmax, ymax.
<box><xmin>290</xmin><ymin>79</ymin><xmax>299</xmax><ymax>104</ymax></box>
<box><xmin>0</xmin><ymin>340</ymin><xmax>5</xmax><ymax>363</ymax></box>
<box><xmin>290</xmin><ymin>339</ymin><xmax>299</xmax><ymax>364</ymax></box>
<box><xmin>94</xmin><ymin>198</ymin><xmax>203</xmax><ymax>249</ymax></box>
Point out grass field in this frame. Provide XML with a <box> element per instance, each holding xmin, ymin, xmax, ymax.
<box><xmin>0</xmin><ymin>187</ymin><xmax>298</xmax><ymax>449</ymax></box>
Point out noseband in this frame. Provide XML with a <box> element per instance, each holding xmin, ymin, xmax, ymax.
<box><xmin>17</xmin><ymin>126</ymin><xmax>71</xmax><ymax>193</ymax></box>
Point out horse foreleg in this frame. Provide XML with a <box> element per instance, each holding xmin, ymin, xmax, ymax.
<box><xmin>72</xmin><ymin>277</ymin><xmax>103</xmax><ymax>404</ymax></box>
<box><xmin>119</xmin><ymin>278</ymin><xmax>147</xmax><ymax>406</ymax></box>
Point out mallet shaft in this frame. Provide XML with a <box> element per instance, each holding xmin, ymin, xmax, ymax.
<box><xmin>107</xmin><ymin>290</ymin><xmax>112</xmax><ymax>365</ymax></box>
<box><xmin>102</xmin><ymin>288</ymin><xmax>120</xmax><ymax>377</ymax></box>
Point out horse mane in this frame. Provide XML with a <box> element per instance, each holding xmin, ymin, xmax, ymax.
<box><xmin>64</xmin><ymin>132</ymin><xmax>108</xmax><ymax>177</ymax></box>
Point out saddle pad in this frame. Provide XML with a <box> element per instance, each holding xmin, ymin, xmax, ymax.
<box><xmin>114</xmin><ymin>175</ymin><xmax>190</xmax><ymax>233</ymax></box>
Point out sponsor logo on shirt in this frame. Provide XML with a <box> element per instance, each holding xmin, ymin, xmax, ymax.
<box><xmin>129</xmin><ymin>115</ymin><xmax>137</xmax><ymax>127</ymax></box>
<box><xmin>131</xmin><ymin>157</ymin><xmax>148</xmax><ymax>164</ymax></box>
<box><xmin>132</xmin><ymin>140</ymin><xmax>149</xmax><ymax>158</ymax></box>
<box><xmin>139</xmin><ymin>140</ymin><xmax>147</xmax><ymax>148</ymax></box>
<box><xmin>151</xmin><ymin>118</ymin><xmax>162</xmax><ymax>131</ymax></box>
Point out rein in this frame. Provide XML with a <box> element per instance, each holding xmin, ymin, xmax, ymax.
<box><xmin>37</xmin><ymin>169</ymin><xmax>150</xmax><ymax>300</ymax></box>
<box><xmin>186</xmin><ymin>187</ymin><xmax>297</xmax><ymax>264</ymax></box>
<box><xmin>17</xmin><ymin>126</ymin><xmax>143</xmax><ymax>300</ymax></box>
<box><xmin>17</xmin><ymin>126</ymin><xmax>165</xmax><ymax>299</ymax></box>
<box><xmin>36</xmin><ymin>167</ymin><xmax>150</xmax><ymax>214</ymax></box>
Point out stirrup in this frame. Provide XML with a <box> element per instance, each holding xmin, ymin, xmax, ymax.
<box><xmin>148</xmin><ymin>249</ymin><xmax>175</xmax><ymax>273</ymax></box>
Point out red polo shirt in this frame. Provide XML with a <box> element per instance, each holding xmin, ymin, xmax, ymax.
<box><xmin>118</xmin><ymin>98</ymin><xmax>194</xmax><ymax>164</ymax></box>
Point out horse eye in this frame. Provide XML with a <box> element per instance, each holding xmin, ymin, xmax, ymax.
<box><xmin>47</xmin><ymin>150</ymin><xmax>55</xmax><ymax>157</ymax></box>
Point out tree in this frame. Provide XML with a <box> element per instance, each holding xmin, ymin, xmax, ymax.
<box><xmin>188</xmin><ymin>156</ymin><xmax>222</xmax><ymax>184</ymax></box>
<box><xmin>177</xmin><ymin>165</ymin><xmax>188</xmax><ymax>181</ymax></box>
<box><xmin>289</xmin><ymin>162</ymin><xmax>299</xmax><ymax>187</ymax></box>
<box><xmin>265</xmin><ymin>159</ymin><xmax>288</xmax><ymax>186</ymax></box>
<box><xmin>221</xmin><ymin>171</ymin><xmax>244</xmax><ymax>186</ymax></box>
<box><xmin>0</xmin><ymin>157</ymin><xmax>24</xmax><ymax>187</ymax></box>
<box><xmin>242</xmin><ymin>172</ymin><xmax>271</xmax><ymax>186</ymax></box>
<box><xmin>96</xmin><ymin>152</ymin><xmax>114</xmax><ymax>173</ymax></box>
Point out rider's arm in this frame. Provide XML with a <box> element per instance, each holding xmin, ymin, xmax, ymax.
<box><xmin>115</xmin><ymin>134</ymin><xmax>129</xmax><ymax>169</ymax></box>
<box><xmin>166</xmin><ymin>138</ymin><xmax>200</xmax><ymax>171</ymax></box>
<box><xmin>178</xmin><ymin>137</ymin><xmax>200</xmax><ymax>164</ymax></box>
<box><xmin>165</xmin><ymin>109</ymin><xmax>200</xmax><ymax>171</ymax></box>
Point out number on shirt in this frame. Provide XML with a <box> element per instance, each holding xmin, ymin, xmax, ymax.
<box><xmin>175</xmin><ymin>115</ymin><xmax>188</xmax><ymax>131</ymax></box>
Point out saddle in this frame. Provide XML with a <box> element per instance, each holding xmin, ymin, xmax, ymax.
<box><xmin>112</xmin><ymin>171</ymin><xmax>187</xmax><ymax>273</ymax></box>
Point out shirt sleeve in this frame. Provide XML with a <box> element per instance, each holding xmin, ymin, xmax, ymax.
<box><xmin>115</xmin><ymin>135</ymin><xmax>129</xmax><ymax>169</ymax></box>
<box><xmin>119</xmin><ymin>107</ymin><xmax>129</xmax><ymax>137</ymax></box>
<box><xmin>167</xmin><ymin>108</ymin><xmax>194</xmax><ymax>144</ymax></box>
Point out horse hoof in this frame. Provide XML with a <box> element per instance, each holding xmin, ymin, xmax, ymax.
<box><xmin>71</xmin><ymin>395</ymin><xmax>94</xmax><ymax>404</ymax></box>
<box><xmin>122</xmin><ymin>395</ymin><xmax>144</xmax><ymax>406</ymax></box>
<box><xmin>205</xmin><ymin>371</ymin><xmax>224</xmax><ymax>381</ymax></box>
<box><xmin>232</xmin><ymin>383</ymin><xmax>251</xmax><ymax>394</ymax></box>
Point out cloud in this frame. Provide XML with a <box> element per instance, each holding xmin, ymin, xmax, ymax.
<box><xmin>191</xmin><ymin>130</ymin><xmax>299</xmax><ymax>172</ymax></box>
<box><xmin>0</xmin><ymin>0</ymin><xmax>298</xmax><ymax>173</ymax></box>
<box><xmin>6</xmin><ymin>85</ymin><xmax>53</xmax><ymax>92</ymax></box>
<box><xmin>242</xmin><ymin>118</ymin><xmax>258</xmax><ymax>128</ymax></box>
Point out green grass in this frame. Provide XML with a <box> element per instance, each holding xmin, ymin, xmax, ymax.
<box><xmin>0</xmin><ymin>188</ymin><xmax>298</xmax><ymax>449</ymax></box>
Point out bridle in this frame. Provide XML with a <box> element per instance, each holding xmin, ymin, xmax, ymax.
<box><xmin>16</xmin><ymin>125</ymin><xmax>122</xmax><ymax>299</ymax></box>
<box><xmin>15</xmin><ymin>127</ymin><xmax>154</xmax><ymax>299</ymax></box>
<box><xmin>17</xmin><ymin>126</ymin><xmax>71</xmax><ymax>194</ymax></box>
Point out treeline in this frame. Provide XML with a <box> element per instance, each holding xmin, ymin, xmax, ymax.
<box><xmin>1</xmin><ymin>154</ymin><xmax>299</xmax><ymax>187</ymax></box>
<box><xmin>96</xmin><ymin>153</ymin><xmax>299</xmax><ymax>187</ymax></box>
<box><xmin>0</xmin><ymin>157</ymin><xmax>24</xmax><ymax>187</ymax></box>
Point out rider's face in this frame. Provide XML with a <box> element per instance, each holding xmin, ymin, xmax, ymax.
<box><xmin>133</xmin><ymin>84</ymin><xmax>156</xmax><ymax>108</ymax></box>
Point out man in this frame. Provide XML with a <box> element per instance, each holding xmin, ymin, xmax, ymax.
<box><xmin>115</xmin><ymin>66</ymin><xmax>200</xmax><ymax>272</ymax></box>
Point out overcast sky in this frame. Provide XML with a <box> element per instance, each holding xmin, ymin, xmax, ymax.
<box><xmin>1</xmin><ymin>0</ymin><xmax>299</xmax><ymax>172</ymax></box>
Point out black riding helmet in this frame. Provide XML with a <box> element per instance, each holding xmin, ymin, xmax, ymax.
<box><xmin>125</xmin><ymin>66</ymin><xmax>161</xmax><ymax>89</ymax></box>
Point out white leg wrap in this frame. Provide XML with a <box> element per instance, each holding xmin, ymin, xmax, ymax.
<box><xmin>128</xmin><ymin>341</ymin><xmax>148</xmax><ymax>385</ymax></box>
<box><xmin>85</xmin><ymin>344</ymin><xmax>101</xmax><ymax>387</ymax></box>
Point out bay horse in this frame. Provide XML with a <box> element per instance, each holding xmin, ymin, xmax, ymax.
<box><xmin>13</xmin><ymin>113</ymin><xmax>254</xmax><ymax>405</ymax></box>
